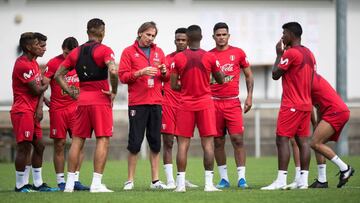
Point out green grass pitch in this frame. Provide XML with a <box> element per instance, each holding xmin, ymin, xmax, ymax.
<box><xmin>0</xmin><ymin>157</ymin><xmax>359</xmax><ymax>203</ymax></box>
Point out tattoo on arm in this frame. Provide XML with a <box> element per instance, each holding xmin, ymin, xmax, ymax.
<box><xmin>107</xmin><ymin>60</ymin><xmax>118</xmax><ymax>94</ymax></box>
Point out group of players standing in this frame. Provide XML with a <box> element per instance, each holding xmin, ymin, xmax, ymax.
<box><xmin>10</xmin><ymin>18</ymin><xmax>354</xmax><ymax>193</ymax></box>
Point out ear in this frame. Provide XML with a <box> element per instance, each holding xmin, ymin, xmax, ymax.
<box><xmin>174</xmin><ymin>39</ymin><xmax>176</xmax><ymax>45</ymax></box>
<box><xmin>138</xmin><ymin>32</ymin><xmax>142</xmax><ymax>38</ymax></box>
<box><xmin>212</xmin><ymin>34</ymin><xmax>215</xmax><ymax>40</ymax></box>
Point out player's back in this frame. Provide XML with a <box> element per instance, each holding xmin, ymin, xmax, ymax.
<box><xmin>174</xmin><ymin>48</ymin><xmax>217</xmax><ymax>111</ymax></box>
<box><xmin>312</xmin><ymin>73</ymin><xmax>349</xmax><ymax>115</ymax></box>
<box><xmin>280</xmin><ymin>45</ymin><xmax>316</xmax><ymax>111</ymax></box>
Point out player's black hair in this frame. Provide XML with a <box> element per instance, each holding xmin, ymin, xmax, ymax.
<box><xmin>137</xmin><ymin>21</ymin><xmax>158</xmax><ymax>39</ymax></box>
<box><xmin>87</xmin><ymin>18</ymin><xmax>105</xmax><ymax>37</ymax></box>
<box><xmin>62</xmin><ymin>37</ymin><xmax>79</xmax><ymax>50</ymax></box>
<box><xmin>175</xmin><ymin>27</ymin><xmax>187</xmax><ymax>34</ymax></box>
<box><xmin>282</xmin><ymin>22</ymin><xmax>302</xmax><ymax>38</ymax></box>
<box><xmin>34</xmin><ymin>32</ymin><xmax>47</xmax><ymax>42</ymax></box>
<box><xmin>213</xmin><ymin>22</ymin><xmax>229</xmax><ymax>33</ymax></box>
<box><xmin>186</xmin><ymin>25</ymin><xmax>202</xmax><ymax>41</ymax></box>
<box><xmin>19</xmin><ymin>32</ymin><xmax>36</xmax><ymax>53</ymax></box>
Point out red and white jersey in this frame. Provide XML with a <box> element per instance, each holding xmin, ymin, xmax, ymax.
<box><xmin>171</xmin><ymin>48</ymin><xmax>221</xmax><ymax>111</ymax></box>
<box><xmin>44</xmin><ymin>54</ymin><xmax>79</xmax><ymax>111</ymax></box>
<box><xmin>163</xmin><ymin>51</ymin><xmax>181</xmax><ymax>107</ymax></box>
<box><xmin>11</xmin><ymin>55</ymin><xmax>42</xmax><ymax>113</ymax></box>
<box><xmin>209</xmin><ymin>46</ymin><xmax>250</xmax><ymax>98</ymax></box>
<box><xmin>278</xmin><ymin>45</ymin><xmax>316</xmax><ymax>111</ymax></box>
<box><xmin>312</xmin><ymin>73</ymin><xmax>349</xmax><ymax>115</ymax></box>
<box><xmin>61</xmin><ymin>43</ymin><xmax>114</xmax><ymax>106</ymax></box>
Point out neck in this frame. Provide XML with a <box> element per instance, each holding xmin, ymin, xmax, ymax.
<box><xmin>291</xmin><ymin>39</ymin><xmax>301</xmax><ymax>47</ymax></box>
<box><xmin>188</xmin><ymin>41</ymin><xmax>200</xmax><ymax>49</ymax></box>
<box><xmin>216</xmin><ymin>44</ymin><xmax>229</xmax><ymax>51</ymax></box>
<box><xmin>24</xmin><ymin>52</ymin><xmax>36</xmax><ymax>60</ymax></box>
<box><xmin>88</xmin><ymin>36</ymin><xmax>101</xmax><ymax>43</ymax></box>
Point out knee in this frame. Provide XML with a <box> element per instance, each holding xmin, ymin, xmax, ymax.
<box><xmin>214</xmin><ymin>138</ymin><xmax>224</xmax><ymax>150</ymax></box>
<box><xmin>54</xmin><ymin>140</ymin><xmax>66</xmax><ymax>153</ymax></box>
<box><xmin>33</xmin><ymin>142</ymin><xmax>45</xmax><ymax>154</ymax></box>
<box><xmin>127</xmin><ymin>145</ymin><xmax>141</xmax><ymax>154</ymax></box>
<box><xmin>310</xmin><ymin>140</ymin><xmax>320</xmax><ymax>151</ymax></box>
<box><xmin>230</xmin><ymin>136</ymin><xmax>244</xmax><ymax>148</ymax></box>
<box><xmin>163</xmin><ymin>137</ymin><xmax>174</xmax><ymax>150</ymax></box>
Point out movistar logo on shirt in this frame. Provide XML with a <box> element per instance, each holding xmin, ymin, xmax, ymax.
<box><xmin>23</xmin><ymin>69</ymin><xmax>34</xmax><ymax>80</ymax></box>
<box><xmin>280</xmin><ymin>57</ymin><xmax>289</xmax><ymax>65</ymax></box>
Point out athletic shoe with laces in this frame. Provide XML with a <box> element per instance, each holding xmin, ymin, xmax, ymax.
<box><xmin>204</xmin><ymin>184</ymin><xmax>222</xmax><ymax>192</ymax></box>
<box><xmin>167</xmin><ymin>181</ymin><xmax>176</xmax><ymax>189</ymax></box>
<box><xmin>90</xmin><ymin>184</ymin><xmax>113</xmax><ymax>193</ymax></box>
<box><xmin>337</xmin><ymin>165</ymin><xmax>355</xmax><ymax>188</ymax></box>
<box><xmin>123</xmin><ymin>181</ymin><xmax>134</xmax><ymax>190</ymax></box>
<box><xmin>238</xmin><ymin>178</ymin><xmax>248</xmax><ymax>189</ymax></box>
<box><xmin>260</xmin><ymin>181</ymin><xmax>287</xmax><ymax>190</ymax></box>
<box><xmin>150</xmin><ymin>181</ymin><xmax>169</xmax><ymax>189</ymax></box>
<box><xmin>74</xmin><ymin>181</ymin><xmax>90</xmax><ymax>191</ymax></box>
<box><xmin>309</xmin><ymin>179</ymin><xmax>328</xmax><ymax>188</ymax></box>
<box><xmin>174</xmin><ymin>185</ymin><xmax>186</xmax><ymax>192</ymax></box>
<box><xmin>32</xmin><ymin>183</ymin><xmax>59</xmax><ymax>192</ymax></box>
<box><xmin>14</xmin><ymin>185</ymin><xmax>35</xmax><ymax>193</ymax></box>
<box><xmin>216</xmin><ymin>178</ymin><xmax>230</xmax><ymax>189</ymax></box>
<box><xmin>185</xmin><ymin>180</ymin><xmax>199</xmax><ymax>188</ymax></box>
<box><xmin>58</xmin><ymin>182</ymin><xmax>66</xmax><ymax>191</ymax></box>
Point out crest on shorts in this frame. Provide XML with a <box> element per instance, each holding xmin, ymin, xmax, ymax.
<box><xmin>52</xmin><ymin>129</ymin><xmax>57</xmax><ymax>136</ymax></box>
<box><xmin>162</xmin><ymin>124</ymin><xmax>166</xmax><ymax>130</ymax></box>
<box><xmin>230</xmin><ymin>55</ymin><xmax>235</xmax><ymax>61</ymax></box>
<box><xmin>24</xmin><ymin>131</ymin><xmax>30</xmax><ymax>138</ymax></box>
<box><xmin>130</xmin><ymin>110</ymin><xmax>136</xmax><ymax>117</ymax></box>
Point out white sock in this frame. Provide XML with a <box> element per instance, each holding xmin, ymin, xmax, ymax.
<box><xmin>91</xmin><ymin>172</ymin><xmax>103</xmax><ymax>187</ymax></box>
<box><xmin>205</xmin><ymin>170</ymin><xmax>214</xmax><ymax>187</ymax></box>
<box><xmin>164</xmin><ymin>164</ymin><xmax>175</xmax><ymax>184</ymax></box>
<box><xmin>65</xmin><ymin>172</ymin><xmax>76</xmax><ymax>190</ymax></box>
<box><xmin>218</xmin><ymin>165</ymin><xmax>229</xmax><ymax>181</ymax></box>
<box><xmin>15</xmin><ymin>171</ymin><xmax>25</xmax><ymax>189</ymax></box>
<box><xmin>75</xmin><ymin>171</ymin><xmax>80</xmax><ymax>182</ymax></box>
<box><xmin>276</xmin><ymin>170</ymin><xmax>287</xmax><ymax>185</ymax></box>
<box><xmin>317</xmin><ymin>164</ymin><xmax>327</xmax><ymax>183</ymax></box>
<box><xmin>294</xmin><ymin>167</ymin><xmax>301</xmax><ymax>182</ymax></box>
<box><xmin>32</xmin><ymin>167</ymin><xmax>43</xmax><ymax>187</ymax></box>
<box><xmin>300</xmin><ymin>170</ymin><xmax>309</xmax><ymax>186</ymax></box>
<box><xmin>176</xmin><ymin>172</ymin><xmax>186</xmax><ymax>187</ymax></box>
<box><xmin>56</xmin><ymin>173</ymin><xmax>65</xmax><ymax>184</ymax></box>
<box><xmin>237</xmin><ymin>166</ymin><xmax>246</xmax><ymax>180</ymax></box>
<box><xmin>331</xmin><ymin>155</ymin><xmax>348</xmax><ymax>171</ymax></box>
<box><xmin>24</xmin><ymin>165</ymin><xmax>32</xmax><ymax>185</ymax></box>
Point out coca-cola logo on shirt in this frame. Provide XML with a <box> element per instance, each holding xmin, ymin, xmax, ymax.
<box><xmin>221</xmin><ymin>63</ymin><xmax>234</xmax><ymax>72</ymax></box>
<box><xmin>65</xmin><ymin>75</ymin><xmax>79</xmax><ymax>83</ymax></box>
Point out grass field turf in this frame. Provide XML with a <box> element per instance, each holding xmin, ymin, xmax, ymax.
<box><xmin>0</xmin><ymin>157</ymin><xmax>359</xmax><ymax>203</ymax></box>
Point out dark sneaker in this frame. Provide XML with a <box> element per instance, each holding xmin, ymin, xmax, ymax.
<box><xmin>309</xmin><ymin>179</ymin><xmax>328</xmax><ymax>188</ymax></box>
<box><xmin>15</xmin><ymin>185</ymin><xmax>35</xmax><ymax>192</ymax></box>
<box><xmin>337</xmin><ymin>165</ymin><xmax>355</xmax><ymax>188</ymax></box>
<box><xmin>74</xmin><ymin>181</ymin><xmax>90</xmax><ymax>191</ymax></box>
<box><xmin>58</xmin><ymin>182</ymin><xmax>65</xmax><ymax>191</ymax></box>
<box><xmin>32</xmin><ymin>183</ymin><xmax>60</xmax><ymax>192</ymax></box>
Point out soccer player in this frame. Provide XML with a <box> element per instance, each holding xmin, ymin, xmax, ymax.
<box><xmin>55</xmin><ymin>18</ymin><xmax>118</xmax><ymax>193</ymax></box>
<box><xmin>162</xmin><ymin>27</ymin><xmax>198</xmax><ymax>189</ymax></box>
<box><xmin>261</xmin><ymin>22</ymin><xmax>315</xmax><ymax>190</ymax></box>
<box><xmin>22</xmin><ymin>32</ymin><xmax>48</xmax><ymax>188</ymax></box>
<box><xmin>170</xmin><ymin>25</ymin><xmax>224</xmax><ymax>192</ymax></box>
<box><xmin>11</xmin><ymin>32</ymin><xmax>56</xmax><ymax>192</ymax></box>
<box><xmin>119</xmin><ymin>21</ymin><xmax>168</xmax><ymax>190</ymax></box>
<box><xmin>209</xmin><ymin>22</ymin><xmax>254</xmax><ymax>189</ymax></box>
<box><xmin>42</xmin><ymin>37</ymin><xmax>89</xmax><ymax>191</ymax></box>
<box><xmin>309</xmin><ymin>73</ymin><xmax>354</xmax><ymax>188</ymax></box>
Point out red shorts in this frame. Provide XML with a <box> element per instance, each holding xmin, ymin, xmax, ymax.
<box><xmin>10</xmin><ymin>112</ymin><xmax>42</xmax><ymax>143</ymax></box>
<box><xmin>213</xmin><ymin>98</ymin><xmax>244</xmax><ymax>137</ymax></box>
<box><xmin>175</xmin><ymin>108</ymin><xmax>217</xmax><ymax>138</ymax></box>
<box><xmin>322</xmin><ymin>111</ymin><xmax>350</xmax><ymax>142</ymax></box>
<box><xmin>276</xmin><ymin>107</ymin><xmax>311</xmax><ymax>137</ymax></box>
<box><xmin>49</xmin><ymin>105</ymin><xmax>77</xmax><ymax>139</ymax></box>
<box><xmin>161</xmin><ymin>105</ymin><xmax>177</xmax><ymax>135</ymax></box>
<box><xmin>72</xmin><ymin>105</ymin><xmax>113</xmax><ymax>138</ymax></box>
